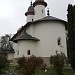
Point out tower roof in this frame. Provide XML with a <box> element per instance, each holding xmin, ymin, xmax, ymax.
<box><xmin>36</xmin><ymin>0</ymin><xmax>44</xmax><ymax>1</ymax></box>
<box><xmin>33</xmin><ymin>0</ymin><xmax>47</xmax><ymax>7</ymax></box>
<box><xmin>25</xmin><ymin>2</ymin><xmax>35</xmax><ymax>16</ymax></box>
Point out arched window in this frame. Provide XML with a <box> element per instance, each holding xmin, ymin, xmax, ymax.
<box><xmin>57</xmin><ymin>37</ymin><xmax>61</xmax><ymax>45</ymax></box>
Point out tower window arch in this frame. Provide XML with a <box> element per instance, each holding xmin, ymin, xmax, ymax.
<box><xmin>57</xmin><ymin>37</ymin><xmax>61</xmax><ymax>45</ymax></box>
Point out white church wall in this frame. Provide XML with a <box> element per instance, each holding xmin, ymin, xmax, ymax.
<box><xmin>28</xmin><ymin>21</ymin><xmax>67</xmax><ymax>57</ymax></box>
<box><xmin>26</xmin><ymin>15</ymin><xmax>34</xmax><ymax>23</ymax></box>
<box><xmin>26</xmin><ymin>21</ymin><xmax>67</xmax><ymax>57</ymax></box>
<box><xmin>34</xmin><ymin>5</ymin><xmax>46</xmax><ymax>20</ymax></box>
<box><xmin>17</xmin><ymin>40</ymin><xmax>37</xmax><ymax>57</ymax></box>
<box><xmin>26</xmin><ymin>24</ymin><xmax>35</xmax><ymax>37</ymax></box>
<box><xmin>13</xmin><ymin>43</ymin><xmax>18</xmax><ymax>58</ymax></box>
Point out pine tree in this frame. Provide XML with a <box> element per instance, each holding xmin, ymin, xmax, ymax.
<box><xmin>67</xmin><ymin>4</ymin><xmax>75</xmax><ymax>70</ymax></box>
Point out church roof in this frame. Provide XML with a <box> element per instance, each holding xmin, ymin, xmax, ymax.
<box><xmin>41</xmin><ymin>16</ymin><xmax>62</xmax><ymax>21</ymax></box>
<box><xmin>10</xmin><ymin>16</ymin><xmax>67</xmax><ymax>42</ymax></box>
<box><xmin>33</xmin><ymin>0</ymin><xmax>47</xmax><ymax>7</ymax></box>
<box><xmin>27</xmin><ymin>6</ymin><xmax>34</xmax><ymax>13</ymax></box>
<box><xmin>25</xmin><ymin>2</ymin><xmax>35</xmax><ymax>16</ymax></box>
<box><xmin>34</xmin><ymin>16</ymin><xmax>66</xmax><ymax>23</ymax></box>
<box><xmin>13</xmin><ymin>30</ymin><xmax>40</xmax><ymax>43</ymax></box>
<box><xmin>36</xmin><ymin>0</ymin><xmax>44</xmax><ymax>2</ymax></box>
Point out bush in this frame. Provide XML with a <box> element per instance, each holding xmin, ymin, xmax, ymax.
<box><xmin>0</xmin><ymin>53</ymin><xmax>9</xmax><ymax>74</ymax></box>
<box><xmin>17</xmin><ymin>55</ymin><xmax>43</xmax><ymax>75</ymax></box>
<box><xmin>50</xmin><ymin>52</ymin><xmax>66</xmax><ymax>75</ymax></box>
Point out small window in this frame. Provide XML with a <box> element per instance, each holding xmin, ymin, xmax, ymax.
<box><xmin>42</xmin><ymin>10</ymin><xmax>43</xmax><ymax>14</ymax></box>
<box><xmin>57</xmin><ymin>37</ymin><xmax>61</xmax><ymax>45</ymax></box>
<box><xmin>32</xmin><ymin>19</ymin><xmax>33</xmax><ymax>21</ymax></box>
<box><xmin>27</xmin><ymin>50</ymin><xmax>30</xmax><ymax>55</ymax></box>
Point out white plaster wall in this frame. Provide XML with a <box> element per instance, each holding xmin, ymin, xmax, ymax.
<box><xmin>13</xmin><ymin>43</ymin><xmax>17</xmax><ymax>58</ymax></box>
<box><xmin>17</xmin><ymin>40</ymin><xmax>37</xmax><ymax>57</ymax></box>
<box><xmin>33</xmin><ymin>22</ymin><xmax>67</xmax><ymax>57</ymax></box>
<box><xmin>26</xmin><ymin>21</ymin><xmax>67</xmax><ymax>57</ymax></box>
<box><xmin>26</xmin><ymin>15</ymin><xmax>34</xmax><ymax>23</ymax></box>
<box><xmin>15</xmin><ymin>21</ymin><xmax>67</xmax><ymax>58</ymax></box>
<box><xmin>26</xmin><ymin>24</ymin><xmax>35</xmax><ymax>37</ymax></box>
<box><xmin>34</xmin><ymin>5</ymin><xmax>46</xmax><ymax>20</ymax></box>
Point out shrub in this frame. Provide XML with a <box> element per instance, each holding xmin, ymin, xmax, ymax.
<box><xmin>17</xmin><ymin>55</ymin><xmax>43</xmax><ymax>75</ymax></box>
<box><xmin>50</xmin><ymin>52</ymin><xmax>66</xmax><ymax>75</ymax></box>
<box><xmin>0</xmin><ymin>53</ymin><xmax>9</xmax><ymax>74</ymax></box>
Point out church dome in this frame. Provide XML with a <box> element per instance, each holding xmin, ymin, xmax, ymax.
<box><xmin>27</xmin><ymin>6</ymin><xmax>34</xmax><ymax>13</ymax></box>
<box><xmin>25</xmin><ymin>2</ymin><xmax>35</xmax><ymax>16</ymax></box>
<box><xmin>33</xmin><ymin>0</ymin><xmax>47</xmax><ymax>7</ymax></box>
<box><xmin>36</xmin><ymin>0</ymin><xmax>44</xmax><ymax>2</ymax></box>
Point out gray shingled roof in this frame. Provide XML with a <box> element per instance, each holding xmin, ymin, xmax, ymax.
<box><xmin>27</xmin><ymin>6</ymin><xmax>34</xmax><ymax>13</ymax></box>
<box><xmin>36</xmin><ymin>0</ymin><xmax>44</xmax><ymax>2</ymax></box>
<box><xmin>41</xmin><ymin>16</ymin><xmax>65</xmax><ymax>21</ymax></box>
<box><xmin>33</xmin><ymin>0</ymin><xmax>47</xmax><ymax>7</ymax></box>
<box><xmin>13</xmin><ymin>30</ymin><xmax>40</xmax><ymax>43</ymax></box>
<box><xmin>32</xmin><ymin>16</ymin><xmax>66</xmax><ymax>23</ymax></box>
<box><xmin>41</xmin><ymin>16</ymin><xmax>61</xmax><ymax>20</ymax></box>
<box><xmin>25</xmin><ymin>3</ymin><xmax>34</xmax><ymax>16</ymax></box>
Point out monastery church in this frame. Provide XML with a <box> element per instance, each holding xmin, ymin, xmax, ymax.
<box><xmin>11</xmin><ymin>0</ymin><xmax>67</xmax><ymax>65</ymax></box>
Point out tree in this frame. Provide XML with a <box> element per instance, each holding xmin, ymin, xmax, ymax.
<box><xmin>17</xmin><ymin>55</ymin><xmax>43</xmax><ymax>75</ymax></box>
<box><xmin>67</xmin><ymin>4</ymin><xmax>75</xmax><ymax>70</ymax></box>
<box><xmin>50</xmin><ymin>53</ymin><xmax>66</xmax><ymax>75</ymax></box>
<box><xmin>0</xmin><ymin>34</ymin><xmax>14</xmax><ymax>55</ymax></box>
<box><xmin>1</xmin><ymin>34</ymin><xmax>13</xmax><ymax>50</ymax></box>
<box><xmin>0</xmin><ymin>53</ymin><xmax>9</xmax><ymax>74</ymax></box>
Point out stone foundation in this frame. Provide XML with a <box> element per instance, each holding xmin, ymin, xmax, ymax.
<box><xmin>9</xmin><ymin>57</ymin><xmax>50</xmax><ymax>68</ymax></box>
<box><xmin>42</xmin><ymin>57</ymin><xmax>50</xmax><ymax>68</ymax></box>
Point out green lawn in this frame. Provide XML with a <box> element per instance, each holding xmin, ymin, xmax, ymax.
<box><xmin>15</xmin><ymin>67</ymin><xmax>75</xmax><ymax>75</ymax></box>
<box><xmin>35</xmin><ymin>68</ymin><xmax>75</xmax><ymax>75</ymax></box>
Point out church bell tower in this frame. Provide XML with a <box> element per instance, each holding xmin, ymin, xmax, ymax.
<box><xmin>25</xmin><ymin>1</ymin><xmax>35</xmax><ymax>23</ymax></box>
<box><xmin>33</xmin><ymin>0</ymin><xmax>47</xmax><ymax>20</ymax></box>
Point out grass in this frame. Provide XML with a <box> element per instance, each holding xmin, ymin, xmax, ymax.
<box><xmin>63</xmin><ymin>69</ymin><xmax>75</xmax><ymax>75</ymax></box>
<box><xmin>15</xmin><ymin>67</ymin><xmax>75</xmax><ymax>75</ymax></box>
<box><xmin>35</xmin><ymin>68</ymin><xmax>75</xmax><ymax>75</ymax></box>
<box><xmin>35</xmin><ymin>68</ymin><xmax>56</xmax><ymax>75</ymax></box>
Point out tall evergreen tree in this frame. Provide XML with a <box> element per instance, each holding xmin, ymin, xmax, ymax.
<box><xmin>67</xmin><ymin>4</ymin><xmax>75</xmax><ymax>70</ymax></box>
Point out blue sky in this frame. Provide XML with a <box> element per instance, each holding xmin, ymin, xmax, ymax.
<box><xmin>0</xmin><ymin>0</ymin><xmax>74</xmax><ymax>36</ymax></box>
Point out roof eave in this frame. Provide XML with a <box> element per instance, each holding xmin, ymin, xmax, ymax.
<box><xmin>13</xmin><ymin>39</ymin><xmax>40</xmax><ymax>43</ymax></box>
